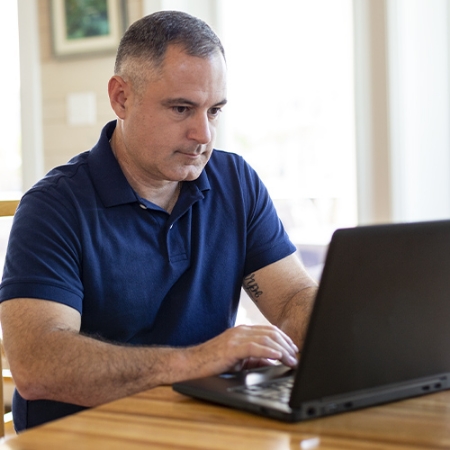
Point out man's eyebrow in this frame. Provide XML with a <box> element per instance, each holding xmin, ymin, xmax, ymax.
<box><xmin>161</xmin><ymin>98</ymin><xmax>228</xmax><ymax>107</ymax></box>
<box><xmin>215</xmin><ymin>99</ymin><xmax>228</xmax><ymax>107</ymax></box>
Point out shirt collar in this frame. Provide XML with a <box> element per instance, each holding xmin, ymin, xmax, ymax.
<box><xmin>88</xmin><ymin>120</ymin><xmax>211</xmax><ymax>208</ymax></box>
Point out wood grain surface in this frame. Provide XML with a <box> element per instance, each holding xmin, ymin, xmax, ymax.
<box><xmin>2</xmin><ymin>386</ymin><xmax>450</xmax><ymax>449</ymax></box>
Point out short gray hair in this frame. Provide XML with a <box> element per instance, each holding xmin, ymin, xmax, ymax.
<box><xmin>114</xmin><ymin>10</ymin><xmax>225</xmax><ymax>90</ymax></box>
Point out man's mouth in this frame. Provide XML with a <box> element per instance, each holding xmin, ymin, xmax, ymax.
<box><xmin>177</xmin><ymin>148</ymin><xmax>204</xmax><ymax>159</ymax></box>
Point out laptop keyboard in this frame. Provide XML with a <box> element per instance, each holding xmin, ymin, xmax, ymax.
<box><xmin>232</xmin><ymin>377</ymin><xmax>294</xmax><ymax>403</ymax></box>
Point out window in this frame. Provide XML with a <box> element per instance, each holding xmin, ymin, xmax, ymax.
<box><xmin>218</xmin><ymin>1</ymin><xmax>357</xmax><ymax>324</ymax></box>
<box><xmin>0</xmin><ymin>0</ymin><xmax>21</xmax><ymax>274</ymax></box>
<box><xmin>0</xmin><ymin>0</ymin><xmax>22</xmax><ymax>198</ymax></box>
<box><xmin>220</xmin><ymin>0</ymin><xmax>357</xmax><ymax>250</ymax></box>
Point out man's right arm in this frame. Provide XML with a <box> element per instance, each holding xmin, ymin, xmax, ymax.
<box><xmin>0</xmin><ymin>298</ymin><xmax>298</xmax><ymax>408</ymax></box>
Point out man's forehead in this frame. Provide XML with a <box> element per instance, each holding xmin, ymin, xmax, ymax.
<box><xmin>156</xmin><ymin>49</ymin><xmax>226</xmax><ymax>87</ymax></box>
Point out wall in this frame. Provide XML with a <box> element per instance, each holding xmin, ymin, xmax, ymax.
<box><xmin>354</xmin><ymin>0</ymin><xmax>450</xmax><ymax>224</ymax></box>
<box><xmin>38</xmin><ymin>0</ymin><xmax>143</xmax><ymax>173</ymax></box>
<box><xmin>353</xmin><ymin>0</ymin><xmax>392</xmax><ymax>224</ymax></box>
<box><xmin>387</xmin><ymin>0</ymin><xmax>450</xmax><ymax>222</ymax></box>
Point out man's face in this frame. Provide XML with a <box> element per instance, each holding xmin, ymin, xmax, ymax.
<box><xmin>115</xmin><ymin>45</ymin><xmax>227</xmax><ymax>184</ymax></box>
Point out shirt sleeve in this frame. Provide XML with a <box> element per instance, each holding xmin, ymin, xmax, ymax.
<box><xmin>0</xmin><ymin>187</ymin><xmax>84</xmax><ymax>312</ymax></box>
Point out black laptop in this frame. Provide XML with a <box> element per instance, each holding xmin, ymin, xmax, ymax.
<box><xmin>173</xmin><ymin>220</ymin><xmax>450</xmax><ymax>421</ymax></box>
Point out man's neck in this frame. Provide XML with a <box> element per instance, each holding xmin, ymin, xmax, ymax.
<box><xmin>109</xmin><ymin>130</ymin><xmax>181</xmax><ymax>213</ymax></box>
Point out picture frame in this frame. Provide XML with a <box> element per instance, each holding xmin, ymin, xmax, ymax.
<box><xmin>51</xmin><ymin>0</ymin><xmax>125</xmax><ymax>57</ymax></box>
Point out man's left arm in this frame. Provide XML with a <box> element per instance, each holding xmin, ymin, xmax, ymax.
<box><xmin>242</xmin><ymin>253</ymin><xmax>318</xmax><ymax>350</ymax></box>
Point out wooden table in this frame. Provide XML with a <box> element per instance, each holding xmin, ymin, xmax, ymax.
<box><xmin>2</xmin><ymin>386</ymin><xmax>450</xmax><ymax>449</ymax></box>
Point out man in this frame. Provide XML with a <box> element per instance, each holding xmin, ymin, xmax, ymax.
<box><xmin>0</xmin><ymin>11</ymin><xmax>317</xmax><ymax>432</ymax></box>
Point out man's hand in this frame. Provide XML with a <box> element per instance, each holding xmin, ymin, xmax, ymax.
<box><xmin>184</xmin><ymin>324</ymin><xmax>299</xmax><ymax>379</ymax></box>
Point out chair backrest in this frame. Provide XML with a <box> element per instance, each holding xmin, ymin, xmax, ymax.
<box><xmin>0</xmin><ymin>199</ymin><xmax>20</xmax><ymax>437</ymax></box>
<box><xmin>0</xmin><ymin>200</ymin><xmax>19</xmax><ymax>218</ymax></box>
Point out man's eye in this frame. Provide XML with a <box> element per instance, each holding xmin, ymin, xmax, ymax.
<box><xmin>173</xmin><ymin>106</ymin><xmax>188</xmax><ymax>114</ymax></box>
<box><xmin>209</xmin><ymin>107</ymin><xmax>222</xmax><ymax>117</ymax></box>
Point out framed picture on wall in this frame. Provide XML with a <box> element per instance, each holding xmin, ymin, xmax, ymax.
<box><xmin>51</xmin><ymin>0</ymin><xmax>126</xmax><ymax>57</ymax></box>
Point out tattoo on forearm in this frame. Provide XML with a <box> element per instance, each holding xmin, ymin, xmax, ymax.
<box><xmin>243</xmin><ymin>273</ymin><xmax>263</xmax><ymax>300</ymax></box>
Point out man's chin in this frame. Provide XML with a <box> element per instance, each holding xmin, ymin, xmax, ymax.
<box><xmin>180</xmin><ymin>169</ymin><xmax>204</xmax><ymax>182</ymax></box>
<box><xmin>178</xmin><ymin>161</ymin><xmax>209</xmax><ymax>181</ymax></box>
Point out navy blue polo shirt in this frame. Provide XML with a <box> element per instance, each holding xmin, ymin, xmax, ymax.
<box><xmin>0</xmin><ymin>120</ymin><xmax>296</xmax><ymax>431</ymax></box>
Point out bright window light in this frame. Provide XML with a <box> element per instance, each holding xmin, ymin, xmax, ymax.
<box><xmin>0</xmin><ymin>0</ymin><xmax>21</xmax><ymax>197</ymax></box>
<box><xmin>220</xmin><ymin>0</ymin><xmax>357</xmax><ymax>247</ymax></box>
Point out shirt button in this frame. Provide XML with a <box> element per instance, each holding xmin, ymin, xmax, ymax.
<box><xmin>139</xmin><ymin>204</ymin><xmax>147</xmax><ymax>210</ymax></box>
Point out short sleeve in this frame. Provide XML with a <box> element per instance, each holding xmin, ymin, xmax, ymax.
<box><xmin>0</xmin><ymin>187</ymin><xmax>84</xmax><ymax>312</ymax></box>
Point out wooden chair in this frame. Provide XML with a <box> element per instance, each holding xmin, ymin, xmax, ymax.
<box><xmin>0</xmin><ymin>199</ymin><xmax>20</xmax><ymax>437</ymax></box>
<box><xmin>0</xmin><ymin>201</ymin><xmax>19</xmax><ymax>218</ymax></box>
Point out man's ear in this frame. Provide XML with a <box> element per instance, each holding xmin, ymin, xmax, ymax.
<box><xmin>108</xmin><ymin>76</ymin><xmax>129</xmax><ymax>119</ymax></box>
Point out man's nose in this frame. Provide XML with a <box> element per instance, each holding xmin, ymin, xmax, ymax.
<box><xmin>187</xmin><ymin>113</ymin><xmax>212</xmax><ymax>144</ymax></box>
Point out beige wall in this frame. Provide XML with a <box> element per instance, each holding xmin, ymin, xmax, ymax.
<box><xmin>38</xmin><ymin>0</ymin><xmax>143</xmax><ymax>173</ymax></box>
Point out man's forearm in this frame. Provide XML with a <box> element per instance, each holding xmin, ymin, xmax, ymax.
<box><xmin>9</xmin><ymin>329</ymin><xmax>191</xmax><ymax>407</ymax></box>
<box><xmin>278</xmin><ymin>285</ymin><xmax>318</xmax><ymax>349</ymax></box>
<box><xmin>3</xmin><ymin>310</ymin><xmax>300</xmax><ymax>408</ymax></box>
<box><xmin>242</xmin><ymin>254</ymin><xmax>318</xmax><ymax>350</ymax></box>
